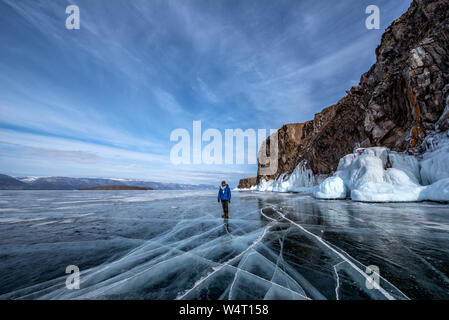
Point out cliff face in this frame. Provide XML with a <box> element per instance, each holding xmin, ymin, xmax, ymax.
<box><xmin>254</xmin><ymin>0</ymin><xmax>449</xmax><ymax>184</ymax></box>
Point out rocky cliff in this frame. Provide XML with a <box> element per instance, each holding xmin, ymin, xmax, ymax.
<box><xmin>237</xmin><ymin>177</ymin><xmax>258</xmax><ymax>189</ymax></box>
<box><xmin>248</xmin><ymin>0</ymin><xmax>449</xmax><ymax>186</ymax></box>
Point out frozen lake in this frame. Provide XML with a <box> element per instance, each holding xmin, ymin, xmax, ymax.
<box><xmin>0</xmin><ymin>190</ymin><xmax>448</xmax><ymax>300</ymax></box>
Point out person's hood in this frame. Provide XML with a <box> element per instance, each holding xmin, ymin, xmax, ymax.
<box><xmin>221</xmin><ymin>184</ymin><xmax>229</xmax><ymax>189</ymax></box>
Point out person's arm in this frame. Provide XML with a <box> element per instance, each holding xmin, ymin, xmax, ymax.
<box><xmin>228</xmin><ymin>187</ymin><xmax>231</xmax><ymax>202</ymax></box>
<box><xmin>218</xmin><ymin>188</ymin><xmax>221</xmax><ymax>202</ymax></box>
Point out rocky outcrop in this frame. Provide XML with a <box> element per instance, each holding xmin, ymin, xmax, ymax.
<box><xmin>237</xmin><ymin>177</ymin><xmax>257</xmax><ymax>189</ymax></box>
<box><xmin>256</xmin><ymin>0</ymin><xmax>449</xmax><ymax>184</ymax></box>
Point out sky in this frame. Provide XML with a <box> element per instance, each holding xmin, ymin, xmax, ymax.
<box><xmin>0</xmin><ymin>0</ymin><xmax>412</xmax><ymax>187</ymax></box>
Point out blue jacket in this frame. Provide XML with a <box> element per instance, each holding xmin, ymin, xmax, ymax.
<box><xmin>218</xmin><ymin>184</ymin><xmax>231</xmax><ymax>201</ymax></box>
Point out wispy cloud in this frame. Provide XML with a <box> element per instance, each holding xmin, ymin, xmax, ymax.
<box><xmin>194</xmin><ymin>77</ymin><xmax>219</xmax><ymax>104</ymax></box>
<box><xmin>0</xmin><ymin>0</ymin><xmax>413</xmax><ymax>185</ymax></box>
<box><xmin>153</xmin><ymin>88</ymin><xmax>185</xmax><ymax>114</ymax></box>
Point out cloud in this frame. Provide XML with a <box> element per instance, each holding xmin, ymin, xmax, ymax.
<box><xmin>0</xmin><ymin>0</ymin><xmax>414</xmax><ymax>184</ymax></box>
<box><xmin>0</xmin><ymin>128</ymin><xmax>167</xmax><ymax>164</ymax></box>
<box><xmin>0</xmin><ymin>99</ymin><xmax>166</xmax><ymax>153</ymax></box>
<box><xmin>194</xmin><ymin>77</ymin><xmax>219</xmax><ymax>104</ymax></box>
<box><xmin>0</xmin><ymin>128</ymin><xmax>255</xmax><ymax>185</ymax></box>
<box><xmin>3</xmin><ymin>144</ymin><xmax>99</xmax><ymax>164</ymax></box>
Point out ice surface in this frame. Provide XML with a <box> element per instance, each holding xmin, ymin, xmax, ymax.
<box><xmin>420</xmin><ymin>131</ymin><xmax>449</xmax><ymax>185</ymax></box>
<box><xmin>1</xmin><ymin>190</ymin><xmax>449</xmax><ymax>299</ymax></box>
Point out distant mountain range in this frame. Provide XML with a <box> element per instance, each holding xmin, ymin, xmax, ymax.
<box><xmin>79</xmin><ymin>185</ymin><xmax>153</xmax><ymax>191</ymax></box>
<box><xmin>0</xmin><ymin>174</ymin><xmax>215</xmax><ymax>190</ymax></box>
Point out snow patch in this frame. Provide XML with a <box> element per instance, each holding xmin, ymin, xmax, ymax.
<box><xmin>16</xmin><ymin>176</ymin><xmax>41</xmax><ymax>183</ymax></box>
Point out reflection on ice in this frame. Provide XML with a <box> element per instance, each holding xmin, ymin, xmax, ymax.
<box><xmin>0</xmin><ymin>190</ymin><xmax>448</xmax><ymax>299</ymax></box>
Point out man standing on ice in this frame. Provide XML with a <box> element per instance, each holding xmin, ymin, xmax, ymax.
<box><xmin>218</xmin><ymin>180</ymin><xmax>231</xmax><ymax>218</ymax></box>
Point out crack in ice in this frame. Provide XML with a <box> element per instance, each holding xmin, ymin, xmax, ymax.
<box><xmin>333</xmin><ymin>261</ymin><xmax>345</xmax><ymax>300</ymax></box>
<box><xmin>176</xmin><ymin>224</ymin><xmax>272</xmax><ymax>300</ymax></box>
<box><xmin>263</xmin><ymin>206</ymin><xmax>409</xmax><ymax>300</ymax></box>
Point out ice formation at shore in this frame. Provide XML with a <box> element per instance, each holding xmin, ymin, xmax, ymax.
<box><xmin>250</xmin><ymin>130</ymin><xmax>449</xmax><ymax>203</ymax></box>
<box><xmin>314</xmin><ymin>147</ymin><xmax>424</xmax><ymax>202</ymax></box>
<box><xmin>257</xmin><ymin>161</ymin><xmax>321</xmax><ymax>193</ymax></box>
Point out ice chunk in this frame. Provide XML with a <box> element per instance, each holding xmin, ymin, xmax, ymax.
<box><xmin>420</xmin><ymin>132</ymin><xmax>449</xmax><ymax>185</ymax></box>
<box><xmin>313</xmin><ymin>176</ymin><xmax>347</xmax><ymax>199</ymax></box>
<box><xmin>334</xmin><ymin>148</ymin><xmax>387</xmax><ymax>190</ymax></box>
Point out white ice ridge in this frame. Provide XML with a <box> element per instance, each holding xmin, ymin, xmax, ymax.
<box><xmin>260</xmin><ymin>206</ymin><xmax>409</xmax><ymax>300</ymax></box>
<box><xmin>314</xmin><ymin>134</ymin><xmax>449</xmax><ymax>202</ymax></box>
<box><xmin>249</xmin><ymin>125</ymin><xmax>449</xmax><ymax>202</ymax></box>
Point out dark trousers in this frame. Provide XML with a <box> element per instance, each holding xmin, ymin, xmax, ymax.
<box><xmin>221</xmin><ymin>200</ymin><xmax>229</xmax><ymax>217</ymax></box>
